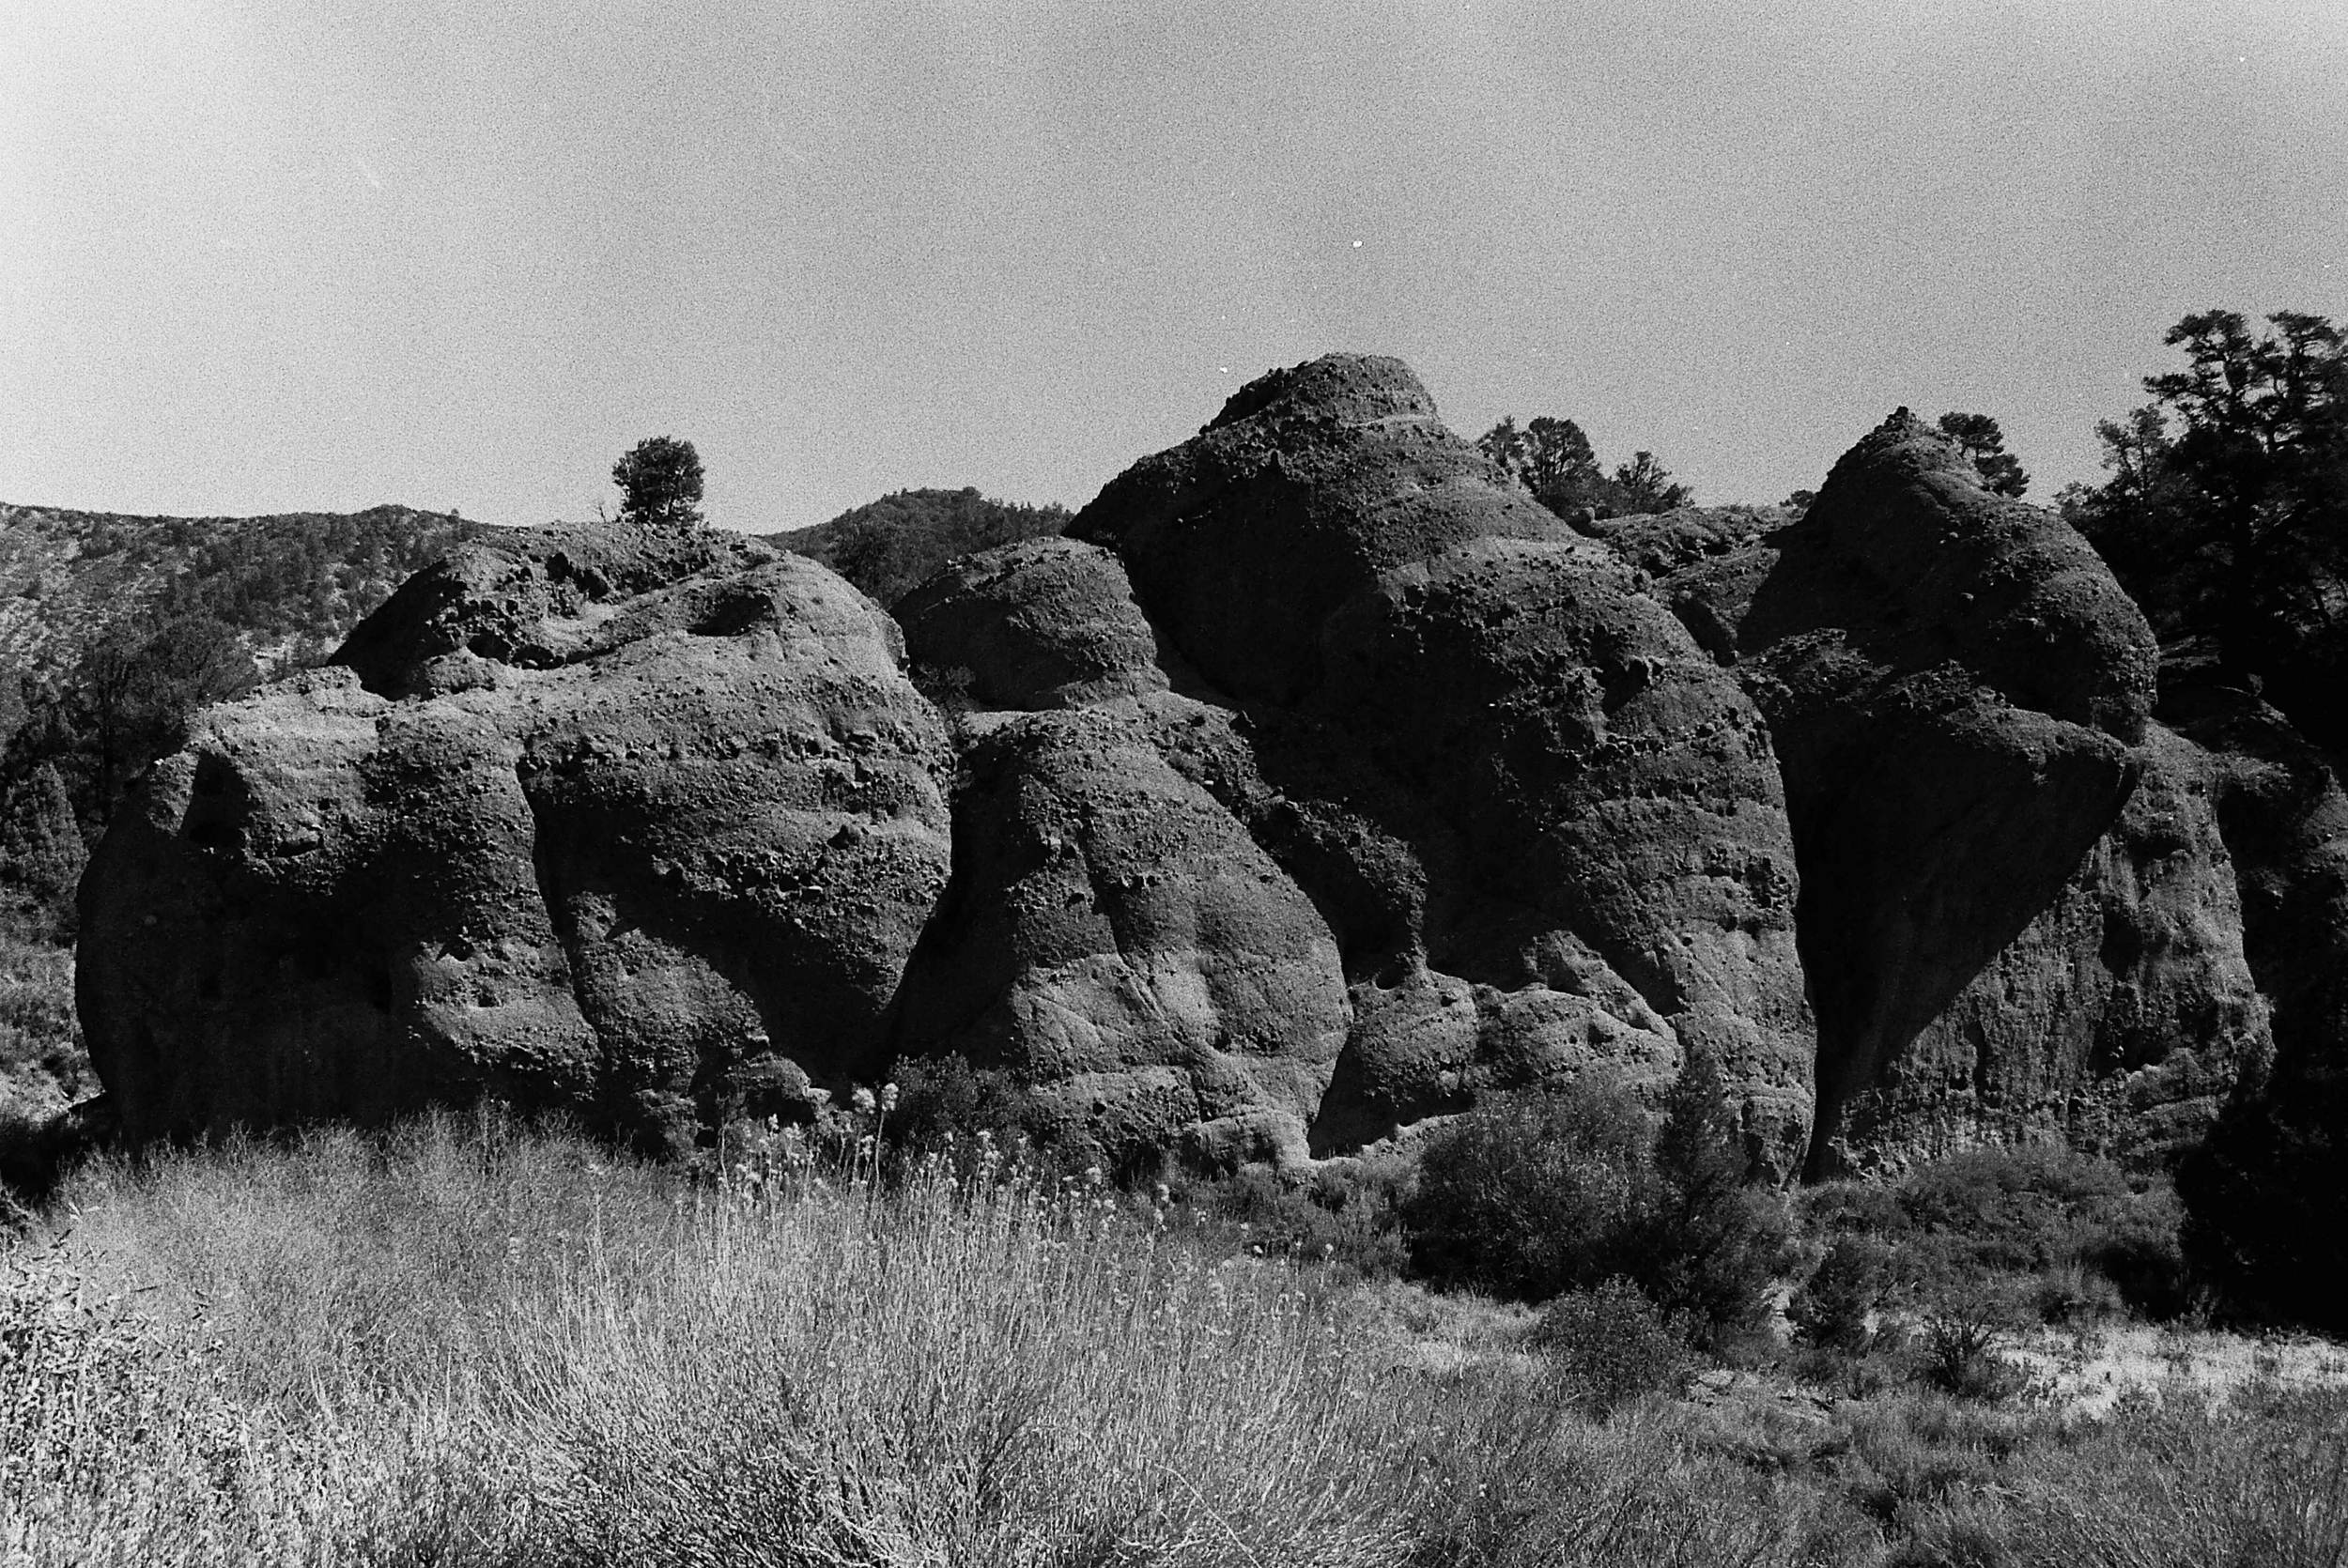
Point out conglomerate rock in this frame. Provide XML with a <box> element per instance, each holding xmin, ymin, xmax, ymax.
<box><xmin>1018</xmin><ymin>354</ymin><xmax>1819</xmax><ymax>1170</ymax></box>
<box><xmin>1626</xmin><ymin>416</ymin><xmax>2220</xmax><ymax>1174</ymax></box>
<box><xmin>78</xmin><ymin>528</ymin><xmax>954</xmax><ymax>1153</ymax></box>
<box><xmin>80</xmin><ymin>361</ymin><xmax>2322</xmax><ymax>1186</ymax></box>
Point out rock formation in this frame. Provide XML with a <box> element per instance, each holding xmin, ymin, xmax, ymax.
<box><xmin>1607</xmin><ymin>420</ymin><xmax>2269</xmax><ymax>1175</ymax></box>
<box><xmin>74</xmin><ymin>359</ymin><xmax>2325</xmax><ymax>1185</ymax></box>
<box><xmin>904</xmin><ymin>354</ymin><xmax>1817</xmax><ymax>1172</ymax></box>
<box><xmin>78</xmin><ymin>528</ymin><xmax>954</xmax><ymax>1153</ymax></box>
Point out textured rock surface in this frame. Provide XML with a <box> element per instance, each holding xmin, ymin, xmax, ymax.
<box><xmin>1634</xmin><ymin>416</ymin><xmax>2168</xmax><ymax>1173</ymax></box>
<box><xmin>1826</xmin><ymin>721</ymin><xmax>2270</xmax><ymax>1169</ymax></box>
<box><xmin>83</xmin><ymin>362</ymin><xmax>2321</xmax><ymax>1184</ymax></box>
<box><xmin>2157</xmin><ymin>662</ymin><xmax>2348</xmax><ymax>1095</ymax></box>
<box><xmin>892</xmin><ymin>700</ymin><xmax>1350</xmax><ymax>1168</ymax></box>
<box><xmin>894</xmin><ymin>537</ymin><xmax>1167</xmax><ymax>711</ymax></box>
<box><xmin>1040</xmin><ymin>354</ymin><xmax>1815</xmax><ymax>1169</ymax></box>
<box><xmin>78</xmin><ymin>528</ymin><xmax>954</xmax><ymax>1152</ymax></box>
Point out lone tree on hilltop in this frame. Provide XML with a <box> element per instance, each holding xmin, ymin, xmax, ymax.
<box><xmin>1937</xmin><ymin>412</ymin><xmax>2031</xmax><ymax>497</ymax></box>
<box><xmin>612</xmin><ymin>436</ymin><xmax>706</xmax><ymax>530</ymax></box>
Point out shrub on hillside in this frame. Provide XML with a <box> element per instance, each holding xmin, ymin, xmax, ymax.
<box><xmin>1636</xmin><ymin>1052</ymin><xmax>1787</xmax><ymax>1340</ymax></box>
<box><xmin>1400</xmin><ymin>1075</ymin><xmax>1652</xmax><ymax>1302</ymax></box>
<box><xmin>1401</xmin><ymin>1056</ymin><xmax>1784</xmax><ymax>1344</ymax></box>
<box><xmin>1791</xmin><ymin>1235</ymin><xmax>1896</xmax><ymax>1353</ymax></box>
<box><xmin>1532</xmin><ymin>1277</ymin><xmax>1695</xmax><ymax>1416</ymax></box>
<box><xmin>782</xmin><ymin>488</ymin><xmax>1070</xmax><ymax>608</ymax></box>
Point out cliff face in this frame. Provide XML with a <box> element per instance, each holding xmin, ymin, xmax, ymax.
<box><xmin>1608</xmin><ymin>423</ymin><xmax>2275</xmax><ymax>1175</ymax></box>
<box><xmin>72</xmin><ymin>361</ymin><xmax>2333</xmax><ymax>1179</ymax></box>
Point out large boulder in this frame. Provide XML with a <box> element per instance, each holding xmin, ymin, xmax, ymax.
<box><xmin>891</xmin><ymin>699</ymin><xmax>1351</xmax><ymax>1169</ymax></box>
<box><xmin>1629</xmin><ymin>415</ymin><xmax>2169</xmax><ymax>1173</ymax></box>
<box><xmin>1822</xmin><ymin>721</ymin><xmax>2271</xmax><ymax>1168</ymax></box>
<box><xmin>78</xmin><ymin>528</ymin><xmax>955</xmax><ymax>1153</ymax></box>
<box><xmin>1032</xmin><ymin>354</ymin><xmax>1817</xmax><ymax>1170</ymax></box>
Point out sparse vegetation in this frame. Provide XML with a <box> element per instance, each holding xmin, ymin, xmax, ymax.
<box><xmin>610</xmin><ymin>435</ymin><xmax>707</xmax><ymax>531</ymax></box>
<box><xmin>1475</xmin><ymin>415</ymin><xmax>1692</xmax><ymax>518</ymax></box>
<box><xmin>774</xmin><ymin>486</ymin><xmax>1071</xmax><ymax>607</ymax></box>
<box><xmin>4</xmin><ymin>1114</ymin><xmax>2344</xmax><ymax>1565</ymax></box>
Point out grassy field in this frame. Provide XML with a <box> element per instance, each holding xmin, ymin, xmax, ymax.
<box><xmin>5</xmin><ymin>1115</ymin><xmax>2347</xmax><ymax>1567</ymax></box>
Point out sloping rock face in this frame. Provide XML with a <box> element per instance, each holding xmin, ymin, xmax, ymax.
<box><xmin>78</xmin><ymin>528</ymin><xmax>954</xmax><ymax>1152</ymax></box>
<box><xmin>888</xmin><ymin>355</ymin><xmax>1818</xmax><ymax>1171</ymax></box>
<box><xmin>1825</xmin><ymin>721</ymin><xmax>2269</xmax><ymax>1165</ymax></box>
<box><xmin>1614</xmin><ymin>420</ymin><xmax>2270</xmax><ymax>1174</ymax></box>
<box><xmin>2157</xmin><ymin>662</ymin><xmax>2348</xmax><ymax>1097</ymax></box>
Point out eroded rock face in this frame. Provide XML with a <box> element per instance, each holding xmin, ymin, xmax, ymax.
<box><xmin>1824</xmin><ymin>722</ymin><xmax>2271</xmax><ymax>1169</ymax></box>
<box><xmin>2157</xmin><ymin>663</ymin><xmax>2348</xmax><ymax>1097</ymax></box>
<box><xmin>85</xmin><ymin>364</ymin><xmax>2302</xmax><ymax>1184</ymax></box>
<box><xmin>78</xmin><ymin>529</ymin><xmax>954</xmax><ymax>1152</ymax></box>
<box><xmin>1630</xmin><ymin>416</ymin><xmax>2171</xmax><ymax>1173</ymax></box>
<box><xmin>944</xmin><ymin>355</ymin><xmax>1822</xmax><ymax>1171</ymax></box>
<box><xmin>892</xmin><ymin>700</ymin><xmax>1350</xmax><ymax>1169</ymax></box>
<box><xmin>895</xmin><ymin>537</ymin><xmax>1167</xmax><ymax>711</ymax></box>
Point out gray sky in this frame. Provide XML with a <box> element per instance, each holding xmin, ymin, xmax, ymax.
<box><xmin>4</xmin><ymin>1</ymin><xmax>2343</xmax><ymax>531</ymax></box>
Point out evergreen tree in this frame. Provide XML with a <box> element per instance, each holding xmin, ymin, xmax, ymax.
<box><xmin>1937</xmin><ymin>412</ymin><xmax>2031</xmax><ymax>497</ymax></box>
<box><xmin>0</xmin><ymin>763</ymin><xmax>86</xmax><ymax>938</ymax></box>
<box><xmin>612</xmin><ymin>436</ymin><xmax>707</xmax><ymax>530</ymax></box>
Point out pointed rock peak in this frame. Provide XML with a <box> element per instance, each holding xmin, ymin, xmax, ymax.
<box><xmin>1205</xmin><ymin>353</ymin><xmax>1437</xmax><ymax>432</ymax></box>
<box><xmin>1827</xmin><ymin>407</ymin><xmax>1983</xmax><ymax>494</ymax></box>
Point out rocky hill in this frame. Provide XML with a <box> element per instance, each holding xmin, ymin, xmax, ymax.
<box><xmin>57</xmin><ymin>355</ymin><xmax>2348</xmax><ymax>1195</ymax></box>
<box><xmin>766</xmin><ymin>487</ymin><xmax>1070</xmax><ymax>608</ymax></box>
<box><xmin>0</xmin><ymin>502</ymin><xmax>482</xmax><ymax>685</ymax></box>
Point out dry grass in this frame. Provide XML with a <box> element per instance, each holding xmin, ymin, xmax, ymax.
<box><xmin>6</xmin><ymin>1115</ymin><xmax>2347</xmax><ymax>1566</ymax></box>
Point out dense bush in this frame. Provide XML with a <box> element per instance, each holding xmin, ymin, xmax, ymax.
<box><xmin>1790</xmin><ymin>1235</ymin><xmax>1894</xmax><ymax>1353</ymax></box>
<box><xmin>883</xmin><ymin>1053</ymin><xmax>1048</xmax><ymax>1155</ymax></box>
<box><xmin>1532</xmin><ymin>1277</ymin><xmax>1695</xmax><ymax>1416</ymax></box>
<box><xmin>1400</xmin><ymin>1074</ymin><xmax>1652</xmax><ymax>1302</ymax></box>
<box><xmin>1401</xmin><ymin>1056</ymin><xmax>1784</xmax><ymax>1345</ymax></box>
<box><xmin>1802</xmin><ymin>1144</ymin><xmax>2189</xmax><ymax>1329</ymax></box>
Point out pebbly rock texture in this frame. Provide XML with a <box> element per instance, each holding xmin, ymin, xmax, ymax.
<box><xmin>891</xmin><ymin>699</ymin><xmax>1351</xmax><ymax>1170</ymax></box>
<box><xmin>1823</xmin><ymin>721</ymin><xmax>2270</xmax><ymax>1167</ymax></box>
<box><xmin>78</xmin><ymin>528</ymin><xmax>954</xmax><ymax>1153</ymax></box>
<box><xmin>895</xmin><ymin>537</ymin><xmax>1168</xmax><ymax>711</ymax></box>
<box><xmin>983</xmin><ymin>354</ymin><xmax>1821</xmax><ymax>1170</ymax></box>
<box><xmin>1625</xmin><ymin>417</ymin><xmax>2190</xmax><ymax>1173</ymax></box>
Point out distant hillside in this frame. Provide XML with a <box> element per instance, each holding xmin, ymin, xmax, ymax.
<box><xmin>0</xmin><ymin>501</ymin><xmax>484</xmax><ymax>683</ymax></box>
<box><xmin>768</xmin><ymin>487</ymin><xmax>1070</xmax><ymax>608</ymax></box>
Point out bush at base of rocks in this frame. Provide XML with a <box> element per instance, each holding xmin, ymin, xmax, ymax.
<box><xmin>1400</xmin><ymin>1056</ymin><xmax>1784</xmax><ymax>1345</ymax></box>
<box><xmin>1532</xmin><ymin>1278</ymin><xmax>1695</xmax><ymax>1417</ymax></box>
<box><xmin>1791</xmin><ymin>1235</ymin><xmax>1896</xmax><ymax>1353</ymax></box>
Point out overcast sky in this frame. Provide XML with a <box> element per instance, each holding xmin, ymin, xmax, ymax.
<box><xmin>4</xmin><ymin>1</ymin><xmax>2343</xmax><ymax>531</ymax></box>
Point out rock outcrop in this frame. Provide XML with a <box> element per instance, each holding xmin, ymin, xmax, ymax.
<box><xmin>899</xmin><ymin>354</ymin><xmax>1820</xmax><ymax>1171</ymax></box>
<box><xmin>1612</xmin><ymin>420</ymin><xmax>2270</xmax><ymax>1174</ymax></box>
<box><xmin>77</xmin><ymin>361</ymin><xmax>2322</xmax><ymax>1185</ymax></box>
<box><xmin>78</xmin><ymin>529</ymin><xmax>954</xmax><ymax>1152</ymax></box>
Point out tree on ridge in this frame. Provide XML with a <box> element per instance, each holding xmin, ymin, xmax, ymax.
<box><xmin>612</xmin><ymin>437</ymin><xmax>706</xmax><ymax>530</ymax></box>
<box><xmin>1937</xmin><ymin>412</ymin><xmax>2031</xmax><ymax>498</ymax></box>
